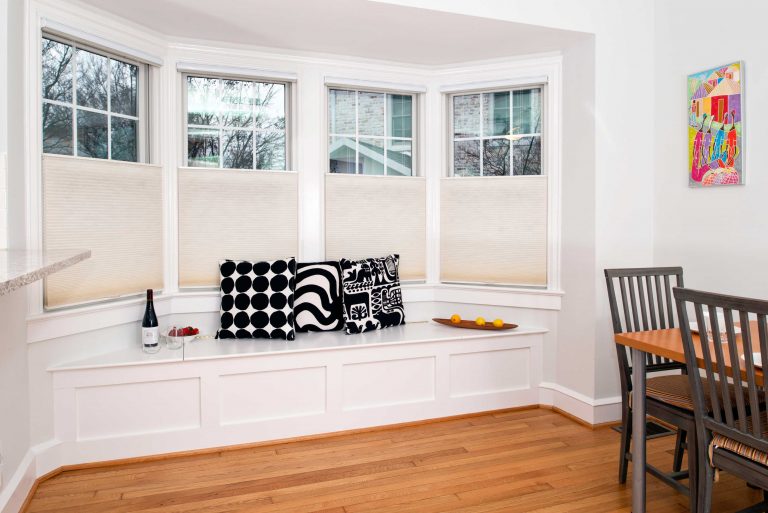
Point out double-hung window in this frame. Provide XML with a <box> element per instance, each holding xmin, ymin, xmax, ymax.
<box><xmin>40</xmin><ymin>33</ymin><xmax>162</xmax><ymax>309</ymax></box>
<box><xmin>185</xmin><ymin>76</ymin><xmax>288</xmax><ymax>170</ymax></box>
<box><xmin>328</xmin><ymin>89</ymin><xmax>414</xmax><ymax>176</ymax></box>
<box><xmin>41</xmin><ymin>36</ymin><xmax>146</xmax><ymax>162</ymax></box>
<box><xmin>442</xmin><ymin>85</ymin><xmax>547</xmax><ymax>287</ymax></box>
<box><xmin>178</xmin><ymin>73</ymin><xmax>296</xmax><ymax>288</ymax></box>
<box><xmin>325</xmin><ymin>86</ymin><xmax>426</xmax><ymax>281</ymax></box>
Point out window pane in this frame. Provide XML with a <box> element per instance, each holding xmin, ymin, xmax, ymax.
<box><xmin>358</xmin><ymin>91</ymin><xmax>385</xmax><ymax>137</ymax></box>
<box><xmin>76</xmin><ymin>110</ymin><xmax>108</xmax><ymax>159</ymax></box>
<box><xmin>110</xmin><ymin>116</ymin><xmax>137</xmax><ymax>162</ymax></box>
<box><xmin>222</xmin><ymin>130</ymin><xmax>253</xmax><ymax>169</ymax></box>
<box><xmin>255</xmin><ymin>83</ymin><xmax>285</xmax><ymax>131</ymax></box>
<box><xmin>329</xmin><ymin>136</ymin><xmax>356</xmax><ymax>173</ymax></box>
<box><xmin>388</xmin><ymin>94</ymin><xmax>412</xmax><ymax>138</ymax></box>
<box><xmin>187</xmin><ymin>127</ymin><xmax>219</xmax><ymax>167</ymax></box>
<box><xmin>76</xmin><ymin>49</ymin><xmax>108</xmax><ymax>110</ymax></box>
<box><xmin>453</xmin><ymin>140</ymin><xmax>480</xmax><ymax>176</ymax></box>
<box><xmin>513</xmin><ymin>136</ymin><xmax>542</xmax><ymax>175</ymax></box>
<box><xmin>482</xmin><ymin>92</ymin><xmax>510</xmax><ymax>137</ymax></box>
<box><xmin>386</xmin><ymin>139</ymin><xmax>412</xmax><ymax>176</ymax></box>
<box><xmin>358</xmin><ymin>138</ymin><xmax>384</xmax><ymax>175</ymax></box>
<box><xmin>513</xmin><ymin>88</ymin><xmax>541</xmax><ymax>135</ymax></box>
<box><xmin>42</xmin><ymin>104</ymin><xmax>73</xmax><ymax>155</ymax></box>
<box><xmin>483</xmin><ymin>138</ymin><xmax>510</xmax><ymax>176</ymax></box>
<box><xmin>453</xmin><ymin>94</ymin><xmax>480</xmax><ymax>138</ymax></box>
<box><xmin>42</xmin><ymin>38</ymin><xmax>73</xmax><ymax>102</ymax></box>
<box><xmin>187</xmin><ymin>77</ymin><xmax>219</xmax><ymax>126</ymax></box>
<box><xmin>221</xmin><ymin>80</ymin><xmax>254</xmax><ymax>128</ymax></box>
<box><xmin>328</xmin><ymin>89</ymin><xmax>356</xmax><ymax>135</ymax></box>
<box><xmin>110</xmin><ymin>59</ymin><xmax>138</xmax><ymax>116</ymax></box>
<box><xmin>255</xmin><ymin>131</ymin><xmax>285</xmax><ymax>170</ymax></box>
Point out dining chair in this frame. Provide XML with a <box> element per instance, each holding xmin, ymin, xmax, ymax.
<box><xmin>675</xmin><ymin>287</ymin><xmax>768</xmax><ymax>513</ymax></box>
<box><xmin>605</xmin><ymin>267</ymin><xmax>697</xmax><ymax>506</ymax></box>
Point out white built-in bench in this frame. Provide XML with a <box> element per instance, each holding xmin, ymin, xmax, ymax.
<box><xmin>47</xmin><ymin>321</ymin><xmax>547</xmax><ymax>469</ymax></box>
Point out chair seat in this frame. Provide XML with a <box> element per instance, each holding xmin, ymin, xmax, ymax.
<box><xmin>646</xmin><ymin>375</ymin><xmax>752</xmax><ymax>412</ymax></box>
<box><xmin>712</xmin><ymin>416</ymin><xmax>768</xmax><ymax>467</ymax></box>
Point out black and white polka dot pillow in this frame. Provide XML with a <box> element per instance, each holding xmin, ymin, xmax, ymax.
<box><xmin>216</xmin><ymin>258</ymin><xmax>296</xmax><ymax>340</ymax></box>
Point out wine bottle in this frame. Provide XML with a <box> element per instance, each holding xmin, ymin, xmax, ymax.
<box><xmin>142</xmin><ymin>289</ymin><xmax>160</xmax><ymax>353</ymax></box>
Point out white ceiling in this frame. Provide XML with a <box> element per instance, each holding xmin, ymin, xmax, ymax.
<box><xmin>75</xmin><ymin>0</ymin><xmax>586</xmax><ymax>65</ymax></box>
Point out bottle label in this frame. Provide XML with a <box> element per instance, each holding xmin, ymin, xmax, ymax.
<box><xmin>142</xmin><ymin>327</ymin><xmax>159</xmax><ymax>347</ymax></box>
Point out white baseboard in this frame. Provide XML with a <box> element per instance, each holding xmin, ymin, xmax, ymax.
<box><xmin>0</xmin><ymin>448</ymin><xmax>36</xmax><ymax>513</ymax></box>
<box><xmin>539</xmin><ymin>381</ymin><xmax>621</xmax><ymax>425</ymax></box>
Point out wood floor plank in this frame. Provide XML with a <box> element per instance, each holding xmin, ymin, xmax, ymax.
<box><xmin>25</xmin><ymin>409</ymin><xmax>760</xmax><ymax>513</ymax></box>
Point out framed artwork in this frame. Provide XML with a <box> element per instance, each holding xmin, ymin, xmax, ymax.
<box><xmin>688</xmin><ymin>62</ymin><xmax>744</xmax><ymax>186</ymax></box>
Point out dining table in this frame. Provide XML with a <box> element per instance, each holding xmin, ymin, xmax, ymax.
<box><xmin>614</xmin><ymin>321</ymin><xmax>763</xmax><ymax>513</ymax></box>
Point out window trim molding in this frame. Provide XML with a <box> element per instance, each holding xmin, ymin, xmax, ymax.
<box><xmin>438</xmin><ymin>58</ymin><xmax>562</xmax><ymax>292</ymax></box>
<box><xmin>180</xmin><ymin>71</ymin><xmax>294</xmax><ymax>171</ymax></box>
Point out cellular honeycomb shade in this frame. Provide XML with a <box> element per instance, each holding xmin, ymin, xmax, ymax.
<box><xmin>178</xmin><ymin>168</ymin><xmax>298</xmax><ymax>287</ymax></box>
<box><xmin>43</xmin><ymin>155</ymin><xmax>163</xmax><ymax>308</ymax></box>
<box><xmin>440</xmin><ymin>176</ymin><xmax>547</xmax><ymax>286</ymax></box>
<box><xmin>325</xmin><ymin>174</ymin><xmax>426</xmax><ymax>281</ymax></box>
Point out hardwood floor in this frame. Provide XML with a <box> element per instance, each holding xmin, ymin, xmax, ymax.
<box><xmin>25</xmin><ymin>408</ymin><xmax>760</xmax><ymax>512</ymax></box>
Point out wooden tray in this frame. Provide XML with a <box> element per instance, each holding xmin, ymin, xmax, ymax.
<box><xmin>432</xmin><ymin>318</ymin><xmax>518</xmax><ymax>331</ymax></box>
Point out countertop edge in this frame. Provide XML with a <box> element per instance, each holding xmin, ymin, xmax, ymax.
<box><xmin>0</xmin><ymin>250</ymin><xmax>92</xmax><ymax>296</ymax></box>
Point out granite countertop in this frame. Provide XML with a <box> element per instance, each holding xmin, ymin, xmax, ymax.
<box><xmin>0</xmin><ymin>249</ymin><xmax>91</xmax><ymax>296</ymax></box>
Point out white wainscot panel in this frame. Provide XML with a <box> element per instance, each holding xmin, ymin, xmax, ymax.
<box><xmin>76</xmin><ymin>378</ymin><xmax>201</xmax><ymax>440</ymax></box>
<box><xmin>343</xmin><ymin>357</ymin><xmax>435</xmax><ymax>411</ymax></box>
<box><xmin>220</xmin><ymin>367</ymin><xmax>327</xmax><ymax>425</ymax></box>
<box><xmin>449</xmin><ymin>349</ymin><xmax>530</xmax><ymax>398</ymax></box>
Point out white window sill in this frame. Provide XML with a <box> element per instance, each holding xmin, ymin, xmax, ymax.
<box><xmin>27</xmin><ymin>284</ymin><xmax>563</xmax><ymax>344</ymax></box>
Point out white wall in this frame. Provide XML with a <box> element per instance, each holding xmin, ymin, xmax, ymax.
<box><xmin>0</xmin><ymin>0</ymin><xmax>33</xmax><ymax>508</ymax></box>
<box><xmin>654</xmin><ymin>0</ymin><xmax>768</xmax><ymax>298</ymax></box>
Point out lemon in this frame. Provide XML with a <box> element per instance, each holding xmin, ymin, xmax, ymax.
<box><xmin>450</xmin><ymin>314</ymin><xmax>462</xmax><ymax>324</ymax></box>
<box><xmin>493</xmin><ymin>318</ymin><xmax>504</xmax><ymax>328</ymax></box>
<box><xmin>475</xmin><ymin>316</ymin><xmax>486</xmax><ymax>326</ymax></box>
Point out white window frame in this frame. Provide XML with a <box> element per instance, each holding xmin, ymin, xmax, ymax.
<box><xmin>41</xmin><ymin>32</ymin><xmax>150</xmax><ymax>163</ymax></box>
<box><xmin>448</xmin><ymin>84</ymin><xmax>545</xmax><ymax>177</ymax></box>
<box><xmin>327</xmin><ymin>86</ymin><xmax>419</xmax><ymax>177</ymax></box>
<box><xmin>181</xmin><ymin>72</ymin><xmax>292</xmax><ymax>171</ymax></box>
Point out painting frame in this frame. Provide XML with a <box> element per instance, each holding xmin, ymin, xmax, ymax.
<box><xmin>687</xmin><ymin>61</ymin><xmax>744</xmax><ymax>187</ymax></box>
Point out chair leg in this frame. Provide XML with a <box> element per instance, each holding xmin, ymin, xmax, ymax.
<box><xmin>673</xmin><ymin>428</ymin><xmax>687</xmax><ymax>472</ymax></box>
<box><xmin>697</xmin><ymin>447</ymin><xmax>713</xmax><ymax>513</ymax></box>
<box><xmin>687</xmin><ymin>426</ymin><xmax>697</xmax><ymax>513</ymax></box>
<box><xmin>618</xmin><ymin>405</ymin><xmax>631</xmax><ymax>484</ymax></box>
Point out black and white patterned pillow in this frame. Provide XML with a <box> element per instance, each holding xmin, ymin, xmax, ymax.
<box><xmin>294</xmin><ymin>261</ymin><xmax>344</xmax><ymax>332</ymax></box>
<box><xmin>339</xmin><ymin>254</ymin><xmax>405</xmax><ymax>334</ymax></box>
<box><xmin>216</xmin><ymin>258</ymin><xmax>296</xmax><ymax>340</ymax></box>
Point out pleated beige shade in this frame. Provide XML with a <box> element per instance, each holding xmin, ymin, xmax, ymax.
<box><xmin>43</xmin><ymin>155</ymin><xmax>164</xmax><ymax>308</ymax></box>
<box><xmin>178</xmin><ymin>168</ymin><xmax>298</xmax><ymax>288</ymax></box>
<box><xmin>325</xmin><ymin>174</ymin><xmax>426</xmax><ymax>281</ymax></box>
<box><xmin>440</xmin><ymin>176</ymin><xmax>547</xmax><ymax>286</ymax></box>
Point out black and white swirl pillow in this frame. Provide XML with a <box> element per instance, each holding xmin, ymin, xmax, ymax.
<box><xmin>294</xmin><ymin>261</ymin><xmax>344</xmax><ymax>332</ymax></box>
<box><xmin>216</xmin><ymin>258</ymin><xmax>296</xmax><ymax>340</ymax></box>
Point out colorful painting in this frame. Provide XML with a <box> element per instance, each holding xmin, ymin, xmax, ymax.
<box><xmin>688</xmin><ymin>62</ymin><xmax>744</xmax><ymax>186</ymax></box>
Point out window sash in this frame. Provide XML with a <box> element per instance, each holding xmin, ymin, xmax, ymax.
<box><xmin>41</xmin><ymin>32</ymin><xmax>148</xmax><ymax>162</ymax></box>
<box><xmin>449</xmin><ymin>85</ymin><xmax>544</xmax><ymax>177</ymax></box>
<box><xmin>182</xmin><ymin>73</ymin><xmax>291</xmax><ymax>170</ymax></box>
<box><xmin>327</xmin><ymin>87</ymin><xmax>417</xmax><ymax>176</ymax></box>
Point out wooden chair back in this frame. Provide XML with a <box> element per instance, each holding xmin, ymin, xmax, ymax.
<box><xmin>674</xmin><ymin>287</ymin><xmax>768</xmax><ymax>455</ymax></box>
<box><xmin>605</xmin><ymin>267</ymin><xmax>686</xmax><ymax>393</ymax></box>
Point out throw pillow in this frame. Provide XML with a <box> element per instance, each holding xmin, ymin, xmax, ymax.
<box><xmin>339</xmin><ymin>254</ymin><xmax>405</xmax><ymax>334</ymax></box>
<box><xmin>216</xmin><ymin>258</ymin><xmax>296</xmax><ymax>340</ymax></box>
<box><xmin>294</xmin><ymin>261</ymin><xmax>344</xmax><ymax>332</ymax></box>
